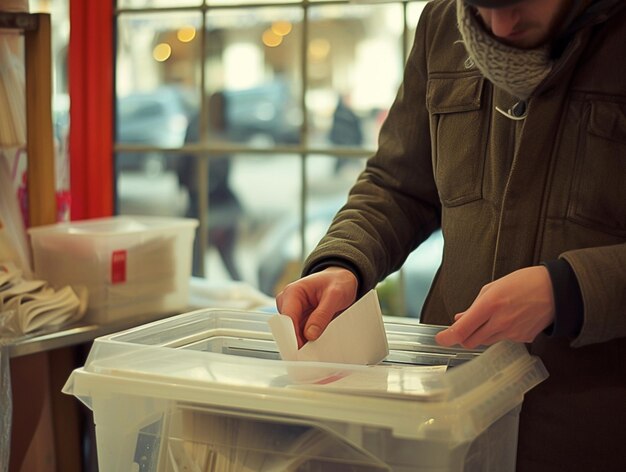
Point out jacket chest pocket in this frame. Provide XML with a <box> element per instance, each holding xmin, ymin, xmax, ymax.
<box><xmin>427</xmin><ymin>75</ymin><xmax>487</xmax><ymax>206</ymax></box>
<box><xmin>568</xmin><ymin>101</ymin><xmax>626</xmax><ymax>237</ymax></box>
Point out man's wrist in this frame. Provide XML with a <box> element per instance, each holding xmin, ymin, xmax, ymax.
<box><xmin>306</xmin><ymin>259</ymin><xmax>364</xmax><ymax>297</ymax></box>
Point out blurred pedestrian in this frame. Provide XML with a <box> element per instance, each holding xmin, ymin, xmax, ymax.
<box><xmin>177</xmin><ymin>92</ymin><xmax>243</xmax><ymax>280</ymax></box>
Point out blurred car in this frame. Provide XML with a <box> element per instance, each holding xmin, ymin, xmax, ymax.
<box><xmin>256</xmin><ymin>197</ymin><xmax>443</xmax><ymax>318</ymax></box>
<box><xmin>115</xmin><ymin>81</ymin><xmax>301</xmax><ymax>176</ymax></box>
<box><xmin>223</xmin><ymin>80</ymin><xmax>302</xmax><ymax>146</ymax></box>
<box><xmin>116</xmin><ymin>85</ymin><xmax>194</xmax><ymax>175</ymax></box>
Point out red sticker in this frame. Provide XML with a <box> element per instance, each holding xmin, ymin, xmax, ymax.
<box><xmin>313</xmin><ymin>372</ymin><xmax>349</xmax><ymax>385</ymax></box>
<box><xmin>111</xmin><ymin>250</ymin><xmax>127</xmax><ymax>284</ymax></box>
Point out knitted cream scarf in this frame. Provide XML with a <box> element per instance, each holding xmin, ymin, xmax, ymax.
<box><xmin>456</xmin><ymin>0</ymin><xmax>553</xmax><ymax>100</ymax></box>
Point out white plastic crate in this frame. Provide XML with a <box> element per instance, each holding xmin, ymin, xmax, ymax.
<box><xmin>28</xmin><ymin>216</ymin><xmax>197</xmax><ymax>323</ymax></box>
<box><xmin>64</xmin><ymin>309</ymin><xmax>548</xmax><ymax>471</ymax></box>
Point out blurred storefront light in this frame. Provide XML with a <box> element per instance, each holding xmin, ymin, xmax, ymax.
<box><xmin>308</xmin><ymin>38</ymin><xmax>330</xmax><ymax>61</ymax></box>
<box><xmin>177</xmin><ymin>26</ymin><xmax>196</xmax><ymax>43</ymax></box>
<box><xmin>153</xmin><ymin>42</ymin><xmax>172</xmax><ymax>62</ymax></box>
<box><xmin>262</xmin><ymin>29</ymin><xmax>283</xmax><ymax>47</ymax></box>
<box><xmin>271</xmin><ymin>20</ymin><xmax>292</xmax><ymax>36</ymax></box>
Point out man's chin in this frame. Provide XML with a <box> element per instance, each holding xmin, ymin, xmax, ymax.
<box><xmin>496</xmin><ymin>31</ymin><xmax>548</xmax><ymax>50</ymax></box>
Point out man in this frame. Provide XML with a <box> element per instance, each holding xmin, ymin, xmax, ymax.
<box><xmin>276</xmin><ymin>0</ymin><xmax>626</xmax><ymax>470</ymax></box>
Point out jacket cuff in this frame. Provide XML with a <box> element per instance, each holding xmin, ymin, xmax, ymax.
<box><xmin>541</xmin><ymin>259</ymin><xmax>584</xmax><ymax>338</ymax></box>
<box><xmin>305</xmin><ymin>258</ymin><xmax>365</xmax><ymax>298</ymax></box>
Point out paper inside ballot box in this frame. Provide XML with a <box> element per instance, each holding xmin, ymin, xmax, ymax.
<box><xmin>175</xmin><ymin>408</ymin><xmax>392</xmax><ymax>472</ymax></box>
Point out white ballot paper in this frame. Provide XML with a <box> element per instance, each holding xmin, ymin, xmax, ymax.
<box><xmin>268</xmin><ymin>289</ymin><xmax>389</xmax><ymax>365</ymax></box>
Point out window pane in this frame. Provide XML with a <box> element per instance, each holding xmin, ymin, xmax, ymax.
<box><xmin>117</xmin><ymin>12</ymin><xmax>202</xmax><ymax>101</ymax></box>
<box><xmin>170</xmin><ymin>151</ymin><xmax>246</xmax><ymax>281</ymax></box>
<box><xmin>116</xmin><ymin>153</ymin><xmax>188</xmax><ymax>217</ymax></box>
<box><xmin>116</xmin><ymin>11</ymin><xmax>202</xmax><ymax>177</ymax></box>
<box><xmin>203</xmin><ymin>8</ymin><xmax>303</xmax><ymax>147</ymax></box>
<box><xmin>225</xmin><ymin>154</ymin><xmax>302</xmax><ymax>290</ymax></box>
<box><xmin>307</xmin><ymin>3</ymin><xmax>404</xmax><ymax>149</ymax></box>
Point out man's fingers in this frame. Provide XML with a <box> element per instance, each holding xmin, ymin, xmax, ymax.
<box><xmin>435</xmin><ymin>303</ymin><xmax>491</xmax><ymax>347</ymax></box>
<box><xmin>460</xmin><ymin>324</ymin><xmax>503</xmax><ymax>349</ymax></box>
<box><xmin>276</xmin><ymin>288</ymin><xmax>310</xmax><ymax>347</ymax></box>
<box><xmin>276</xmin><ymin>294</ymin><xmax>301</xmax><ymax>320</ymax></box>
<box><xmin>276</xmin><ymin>287</ymin><xmax>303</xmax><ymax>315</ymax></box>
<box><xmin>276</xmin><ymin>268</ymin><xmax>358</xmax><ymax>345</ymax></box>
<box><xmin>302</xmin><ymin>283</ymin><xmax>356</xmax><ymax>341</ymax></box>
<box><xmin>434</xmin><ymin>325</ymin><xmax>462</xmax><ymax>347</ymax></box>
<box><xmin>436</xmin><ymin>318</ymin><xmax>494</xmax><ymax>348</ymax></box>
<box><xmin>303</xmin><ymin>292</ymin><xmax>348</xmax><ymax>341</ymax></box>
<box><xmin>473</xmin><ymin>331</ymin><xmax>506</xmax><ymax>347</ymax></box>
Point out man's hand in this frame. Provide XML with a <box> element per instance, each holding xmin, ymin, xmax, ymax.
<box><xmin>276</xmin><ymin>267</ymin><xmax>358</xmax><ymax>348</ymax></box>
<box><xmin>435</xmin><ymin>266</ymin><xmax>555</xmax><ymax>348</ymax></box>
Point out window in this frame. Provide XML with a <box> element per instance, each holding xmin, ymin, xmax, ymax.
<box><xmin>114</xmin><ymin>0</ymin><xmax>441</xmax><ymax>317</ymax></box>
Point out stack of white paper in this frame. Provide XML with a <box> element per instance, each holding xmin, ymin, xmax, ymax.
<box><xmin>0</xmin><ymin>261</ymin><xmax>87</xmax><ymax>335</ymax></box>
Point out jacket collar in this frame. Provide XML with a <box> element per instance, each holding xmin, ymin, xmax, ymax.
<box><xmin>533</xmin><ymin>0</ymin><xmax>624</xmax><ymax>97</ymax></box>
<box><xmin>551</xmin><ymin>0</ymin><xmax>625</xmax><ymax>58</ymax></box>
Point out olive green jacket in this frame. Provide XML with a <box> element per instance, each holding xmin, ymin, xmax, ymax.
<box><xmin>303</xmin><ymin>1</ymin><xmax>626</xmax><ymax>470</ymax></box>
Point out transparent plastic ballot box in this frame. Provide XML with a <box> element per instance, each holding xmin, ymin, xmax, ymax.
<box><xmin>63</xmin><ymin>309</ymin><xmax>548</xmax><ymax>472</ymax></box>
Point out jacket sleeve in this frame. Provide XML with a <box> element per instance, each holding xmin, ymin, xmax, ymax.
<box><xmin>542</xmin><ymin>259</ymin><xmax>583</xmax><ymax>338</ymax></box>
<box><xmin>561</xmin><ymin>243</ymin><xmax>626</xmax><ymax>347</ymax></box>
<box><xmin>303</xmin><ymin>4</ymin><xmax>441</xmax><ymax>292</ymax></box>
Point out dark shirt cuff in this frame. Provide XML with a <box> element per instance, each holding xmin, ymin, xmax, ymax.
<box><xmin>541</xmin><ymin>259</ymin><xmax>584</xmax><ymax>338</ymax></box>
<box><xmin>305</xmin><ymin>259</ymin><xmax>365</xmax><ymax>298</ymax></box>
